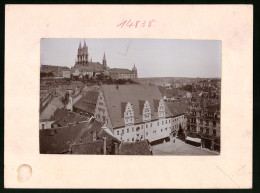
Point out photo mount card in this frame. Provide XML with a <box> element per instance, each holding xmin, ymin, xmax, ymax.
<box><xmin>4</xmin><ymin>4</ymin><xmax>253</xmax><ymax>189</ymax></box>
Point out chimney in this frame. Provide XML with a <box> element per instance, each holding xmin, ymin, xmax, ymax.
<box><xmin>103</xmin><ymin>137</ymin><xmax>107</xmax><ymax>155</ymax></box>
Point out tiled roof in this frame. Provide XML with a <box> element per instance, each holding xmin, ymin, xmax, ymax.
<box><xmin>71</xmin><ymin>141</ymin><xmax>104</xmax><ymax>154</ymax></box>
<box><xmin>108</xmin><ymin>68</ymin><xmax>132</xmax><ymax>74</ymax></box>
<box><xmin>166</xmin><ymin>101</ymin><xmax>189</xmax><ymax>117</ymax></box>
<box><xmin>73</xmin><ymin>62</ymin><xmax>105</xmax><ymax>72</ymax></box>
<box><xmin>40</xmin><ymin>119</ymin><xmax>118</xmax><ymax>154</ymax></box>
<box><xmin>119</xmin><ymin>140</ymin><xmax>152</xmax><ymax>155</ymax></box>
<box><xmin>73</xmin><ymin>91</ymin><xmax>99</xmax><ymax>114</ymax></box>
<box><xmin>53</xmin><ymin>108</ymin><xmax>88</xmax><ymax>127</ymax></box>
<box><xmin>40</xmin><ymin>122</ymin><xmax>90</xmax><ymax>154</ymax></box>
<box><xmin>101</xmin><ymin>85</ymin><xmax>172</xmax><ymax>129</ymax></box>
<box><xmin>40</xmin><ymin>97</ymin><xmax>64</xmax><ymax>119</ymax></box>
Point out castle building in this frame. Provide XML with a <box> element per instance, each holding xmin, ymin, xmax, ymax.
<box><xmin>70</xmin><ymin>40</ymin><xmax>138</xmax><ymax>80</ymax></box>
<box><xmin>93</xmin><ymin>85</ymin><xmax>173</xmax><ymax>144</ymax></box>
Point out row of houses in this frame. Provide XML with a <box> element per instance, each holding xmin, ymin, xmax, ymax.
<box><xmin>40</xmin><ymin>84</ymin><xmax>220</xmax><ymax>153</ymax></box>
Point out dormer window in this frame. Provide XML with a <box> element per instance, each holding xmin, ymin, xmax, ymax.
<box><xmin>124</xmin><ymin>102</ymin><xmax>134</xmax><ymax>125</ymax></box>
<box><xmin>158</xmin><ymin>98</ymin><xmax>166</xmax><ymax>118</ymax></box>
<box><xmin>143</xmin><ymin>100</ymin><xmax>151</xmax><ymax>122</ymax></box>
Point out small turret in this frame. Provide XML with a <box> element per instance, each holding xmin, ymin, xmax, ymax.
<box><xmin>132</xmin><ymin>64</ymin><xmax>137</xmax><ymax>79</ymax></box>
<box><xmin>102</xmin><ymin>52</ymin><xmax>107</xmax><ymax>68</ymax></box>
<box><xmin>132</xmin><ymin>64</ymin><xmax>137</xmax><ymax>72</ymax></box>
<box><xmin>78</xmin><ymin>41</ymin><xmax>82</xmax><ymax>50</ymax></box>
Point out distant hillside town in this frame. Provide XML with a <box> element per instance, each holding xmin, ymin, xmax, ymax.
<box><xmin>40</xmin><ymin>40</ymin><xmax>221</xmax><ymax>155</ymax></box>
<box><xmin>41</xmin><ymin>39</ymin><xmax>138</xmax><ymax>81</ymax></box>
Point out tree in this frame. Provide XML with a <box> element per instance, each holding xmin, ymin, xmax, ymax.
<box><xmin>96</xmin><ymin>73</ymin><xmax>105</xmax><ymax>81</ymax></box>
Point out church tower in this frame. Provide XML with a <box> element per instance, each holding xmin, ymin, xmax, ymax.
<box><xmin>132</xmin><ymin>64</ymin><xmax>138</xmax><ymax>79</ymax></box>
<box><xmin>102</xmin><ymin>52</ymin><xmax>107</xmax><ymax>68</ymax></box>
<box><xmin>82</xmin><ymin>39</ymin><xmax>89</xmax><ymax>65</ymax></box>
<box><xmin>77</xmin><ymin>41</ymin><xmax>83</xmax><ymax>65</ymax></box>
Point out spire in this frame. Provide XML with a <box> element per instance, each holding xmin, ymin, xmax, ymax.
<box><xmin>102</xmin><ymin>52</ymin><xmax>107</xmax><ymax>67</ymax></box>
<box><xmin>79</xmin><ymin>41</ymin><xmax>82</xmax><ymax>49</ymax></box>
<box><xmin>83</xmin><ymin>38</ymin><xmax>87</xmax><ymax>48</ymax></box>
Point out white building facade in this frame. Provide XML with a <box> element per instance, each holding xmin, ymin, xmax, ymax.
<box><xmin>94</xmin><ymin>85</ymin><xmax>174</xmax><ymax>143</ymax></box>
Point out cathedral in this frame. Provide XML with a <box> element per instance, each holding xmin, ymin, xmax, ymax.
<box><xmin>70</xmin><ymin>40</ymin><xmax>138</xmax><ymax>80</ymax></box>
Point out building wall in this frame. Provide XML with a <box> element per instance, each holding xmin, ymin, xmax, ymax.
<box><xmin>185</xmin><ymin>107</ymin><xmax>220</xmax><ymax>138</ymax></box>
<box><xmin>171</xmin><ymin>115</ymin><xmax>186</xmax><ymax>133</ymax></box>
<box><xmin>109</xmin><ymin>72</ymin><xmax>137</xmax><ymax>80</ymax></box>
<box><xmin>39</xmin><ymin>121</ymin><xmax>54</xmax><ymax>130</ymax></box>
<box><xmin>63</xmin><ymin>71</ymin><xmax>71</xmax><ymax>78</ymax></box>
<box><xmin>113</xmin><ymin>117</ymin><xmax>172</xmax><ymax>143</ymax></box>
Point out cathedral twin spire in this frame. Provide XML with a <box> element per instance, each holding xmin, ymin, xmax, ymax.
<box><xmin>77</xmin><ymin>39</ymin><xmax>107</xmax><ymax>67</ymax></box>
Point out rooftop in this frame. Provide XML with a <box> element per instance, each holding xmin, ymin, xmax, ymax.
<box><xmin>53</xmin><ymin>108</ymin><xmax>88</xmax><ymax>127</ymax></box>
<box><xmin>166</xmin><ymin>101</ymin><xmax>189</xmax><ymax>117</ymax></box>
<box><xmin>101</xmin><ymin>84</ymin><xmax>172</xmax><ymax>129</ymax></box>
<box><xmin>73</xmin><ymin>91</ymin><xmax>99</xmax><ymax>115</ymax></box>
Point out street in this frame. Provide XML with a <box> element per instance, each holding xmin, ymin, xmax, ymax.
<box><xmin>152</xmin><ymin>138</ymin><xmax>219</xmax><ymax>155</ymax></box>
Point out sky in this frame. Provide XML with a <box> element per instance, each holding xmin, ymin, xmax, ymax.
<box><xmin>41</xmin><ymin>38</ymin><xmax>221</xmax><ymax>78</ymax></box>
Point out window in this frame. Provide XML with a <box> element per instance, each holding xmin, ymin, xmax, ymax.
<box><xmin>146</xmin><ymin>132</ymin><xmax>148</xmax><ymax>136</ymax></box>
<box><xmin>146</xmin><ymin>124</ymin><xmax>148</xmax><ymax>128</ymax></box>
<box><xmin>132</xmin><ymin>138</ymin><xmax>134</xmax><ymax>142</ymax></box>
<box><xmin>150</xmin><ymin>123</ymin><xmax>152</xmax><ymax>127</ymax></box>
<box><xmin>117</xmin><ymin>131</ymin><xmax>119</xmax><ymax>135</ymax></box>
<box><xmin>127</xmin><ymin>139</ymin><xmax>129</xmax><ymax>142</ymax></box>
<box><xmin>157</xmin><ymin>122</ymin><xmax>159</xmax><ymax>126</ymax></box>
<box><xmin>132</xmin><ymin>127</ymin><xmax>134</xmax><ymax>132</ymax></box>
<box><xmin>141</xmin><ymin>125</ymin><xmax>143</xmax><ymax>129</ymax></box>
<box><xmin>165</xmin><ymin>128</ymin><xmax>167</xmax><ymax>130</ymax></box>
<box><xmin>213</xmin><ymin>121</ymin><xmax>216</xmax><ymax>127</ymax></box>
<box><xmin>213</xmin><ymin>129</ymin><xmax>216</xmax><ymax>135</ymax></box>
<box><xmin>161</xmin><ymin>129</ymin><xmax>163</xmax><ymax>132</ymax></box>
<box><xmin>122</xmin><ymin>129</ymin><xmax>124</xmax><ymax>134</ymax></box>
<box><xmin>127</xmin><ymin>128</ymin><xmax>129</xmax><ymax>133</ymax></box>
<box><xmin>166</xmin><ymin>120</ymin><xmax>167</xmax><ymax>124</ymax></box>
<box><xmin>42</xmin><ymin>124</ymin><xmax>45</xmax><ymax>129</ymax></box>
<box><xmin>199</xmin><ymin>127</ymin><xmax>202</xmax><ymax>132</ymax></box>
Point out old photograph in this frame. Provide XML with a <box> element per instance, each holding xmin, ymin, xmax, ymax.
<box><xmin>39</xmin><ymin>38</ymin><xmax>221</xmax><ymax>155</ymax></box>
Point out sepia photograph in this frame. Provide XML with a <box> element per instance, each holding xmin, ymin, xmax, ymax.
<box><xmin>39</xmin><ymin>38</ymin><xmax>221</xmax><ymax>155</ymax></box>
<box><xmin>5</xmin><ymin>4</ymin><xmax>252</xmax><ymax>188</ymax></box>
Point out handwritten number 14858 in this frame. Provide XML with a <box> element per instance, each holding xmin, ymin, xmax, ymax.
<box><xmin>117</xmin><ymin>19</ymin><xmax>156</xmax><ymax>28</ymax></box>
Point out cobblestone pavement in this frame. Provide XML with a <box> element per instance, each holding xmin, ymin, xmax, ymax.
<box><xmin>152</xmin><ymin>138</ymin><xmax>219</xmax><ymax>155</ymax></box>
